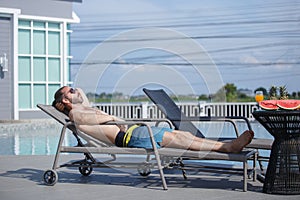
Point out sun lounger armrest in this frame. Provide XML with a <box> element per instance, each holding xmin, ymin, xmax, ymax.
<box><xmin>202</xmin><ymin>116</ymin><xmax>253</xmax><ymax>133</ymax></box>
<box><xmin>103</xmin><ymin>118</ymin><xmax>174</xmax><ymax>128</ymax></box>
<box><xmin>225</xmin><ymin>116</ymin><xmax>252</xmax><ymax>131</ymax></box>
<box><xmin>172</xmin><ymin>116</ymin><xmax>242</xmax><ymax>137</ymax></box>
<box><xmin>209</xmin><ymin>116</ymin><xmax>252</xmax><ymax>132</ymax></box>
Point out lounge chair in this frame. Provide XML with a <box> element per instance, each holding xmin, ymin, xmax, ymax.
<box><xmin>143</xmin><ymin>88</ymin><xmax>273</xmax><ymax>172</ymax></box>
<box><xmin>37</xmin><ymin>103</ymin><xmax>257</xmax><ymax>191</ymax></box>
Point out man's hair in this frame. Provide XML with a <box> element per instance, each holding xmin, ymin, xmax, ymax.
<box><xmin>52</xmin><ymin>86</ymin><xmax>65</xmax><ymax>106</ymax></box>
<box><xmin>52</xmin><ymin>86</ymin><xmax>69</xmax><ymax>115</ymax></box>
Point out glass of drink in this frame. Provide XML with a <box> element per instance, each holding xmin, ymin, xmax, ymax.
<box><xmin>255</xmin><ymin>91</ymin><xmax>264</xmax><ymax>102</ymax></box>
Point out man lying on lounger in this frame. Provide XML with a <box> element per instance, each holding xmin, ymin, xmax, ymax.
<box><xmin>52</xmin><ymin>86</ymin><xmax>254</xmax><ymax>153</ymax></box>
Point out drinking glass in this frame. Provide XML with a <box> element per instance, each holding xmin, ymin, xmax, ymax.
<box><xmin>255</xmin><ymin>91</ymin><xmax>264</xmax><ymax>102</ymax></box>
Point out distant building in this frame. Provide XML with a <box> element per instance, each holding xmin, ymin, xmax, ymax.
<box><xmin>0</xmin><ymin>0</ymin><xmax>81</xmax><ymax>120</ymax></box>
<box><xmin>238</xmin><ymin>88</ymin><xmax>254</xmax><ymax>97</ymax></box>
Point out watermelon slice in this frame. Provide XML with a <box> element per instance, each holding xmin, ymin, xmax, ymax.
<box><xmin>277</xmin><ymin>100</ymin><xmax>300</xmax><ymax>110</ymax></box>
<box><xmin>259</xmin><ymin>100</ymin><xmax>278</xmax><ymax>110</ymax></box>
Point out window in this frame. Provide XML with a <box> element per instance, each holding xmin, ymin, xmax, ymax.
<box><xmin>33</xmin><ymin>84</ymin><xmax>46</xmax><ymax>106</ymax></box>
<box><xmin>18</xmin><ymin>84</ymin><xmax>31</xmax><ymax>109</ymax></box>
<box><xmin>33</xmin><ymin>57</ymin><xmax>46</xmax><ymax>81</ymax></box>
<box><xmin>33</xmin><ymin>30</ymin><xmax>46</xmax><ymax>54</ymax></box>
<box><xmin>18</xmin><ymin>57</ymin><xmax>31</xmax><ymax>81</ymax></box>
<box><xmin>48</xmin><ymin>58</ymin><xmax>60</xmax><ymax>82</ymax></box>
<box><xmin>18</xmin><ymin>20</ymin><xmax>71</xmax><ymax>109</ymax></box>
<box><xmin>18</xmin><ymin>30</ymin><xmax>30</xmax><ymax>54</ymax></box>
<box><xmin>48</xmin><ymin>31</ymin><xmax>60</xmax><ymax>55</ymax></box>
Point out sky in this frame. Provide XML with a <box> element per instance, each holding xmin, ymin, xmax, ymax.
<box><xmin>71</xmin><ymin>0</ymin><xmax>300</xmax><ymax>96</ymax></box>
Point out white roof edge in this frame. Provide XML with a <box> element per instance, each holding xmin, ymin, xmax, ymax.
<box><xmin>0</xmin><ymin>7</ymin><xmax>79</xmax><ymax>24</ymax></box>
<box><xmin>0</xmin><ymin>7</ymin><xmax>21</xmax><ymax>14</ymax></box>
<box><xmin>72</xmin><ymin>11</ymin><xmax>80</xmax><ymax>23</ymax></box>
<box><xmin>19</xmin><ymin>12</ymin><xmax>80</xmax><ymax>23</ymax></box>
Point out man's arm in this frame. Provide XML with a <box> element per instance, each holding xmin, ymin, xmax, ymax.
<box><xmin>70</xmin><ymin>109</ymin><xmax>117</xmax><ymax>125</ymax></box>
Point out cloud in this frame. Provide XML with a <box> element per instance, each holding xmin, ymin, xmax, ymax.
<box><xmin>274</xmin><ymin>59</ymin><xmax>293</xmax><ymax>71</ymax></box>
<box><xmin>240</xmin><ymin>55</ymin><xmax>294</xmax><ymax>70</ymax></box>
<box><xmin>240</xmin><ymin>55</ymin><xmax>259</xmax><ymax>64</ymax></box>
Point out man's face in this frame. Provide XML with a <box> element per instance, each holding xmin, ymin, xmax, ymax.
<box><xmin>61</xmin><ymin>87</ymin><xmax>83</xmax><ymax>104</ymax></box>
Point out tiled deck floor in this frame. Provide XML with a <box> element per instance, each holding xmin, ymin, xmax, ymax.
<box><xmin>0</xmin><ymin>155</ymin><xmax>299</xmax><ymax>200</ymax></box>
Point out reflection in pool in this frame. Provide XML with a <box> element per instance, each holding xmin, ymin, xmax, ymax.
<box><xmin>0</xmin><ymin>120</ymin><xmax>77</xmax><ymax>155</ymax></box>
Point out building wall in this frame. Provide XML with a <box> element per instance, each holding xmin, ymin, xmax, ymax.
<box><xmin>0</xmin><ymin>16</ymin><xmax>13</xmax><ymax>119</ymax></box>
<box><xmin>0</xmin><ymin>0</ymin><xmax>80</xmax><ymax>120</ymax></box>
<box><xmin>0</xmin><ymin>0</ymin><xmax>73</xmax><ymax>19</ymax></box>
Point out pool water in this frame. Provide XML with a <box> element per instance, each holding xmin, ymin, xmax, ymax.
<box><xmin>0</xmin><ymin>120</ymin><xmax>272</xmax><ymax>156</ymax></box>
<box><xmin>0</xmin><ymin>120</ymin><xmax>77</xmax><ymax>155</ymax></box>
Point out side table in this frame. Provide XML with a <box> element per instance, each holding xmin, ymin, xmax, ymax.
<box><xmin>252</xmin><ymin>110</ymin><xmax>300</xmax><ymax>194</ymax></box>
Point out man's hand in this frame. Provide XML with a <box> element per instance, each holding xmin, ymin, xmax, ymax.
<box><xmin>117</xmin><ymin>124</ymin><xmax>127</xmax><ymax>132</ymax></box>
<box><xmin>111</xmin><ymin>116</ymin><xmax>127</xmax><ymax>132</ymax></box>
<box><xmin>55</xmin><ymin>102</ymin><xmax>65</xmax><ymax>112</ymax></box>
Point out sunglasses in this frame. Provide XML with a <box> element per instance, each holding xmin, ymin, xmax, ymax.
<box><xmin>69</xmin><ymin>87</ymin><xmax>76</xmax><ymax>94</ymax></box>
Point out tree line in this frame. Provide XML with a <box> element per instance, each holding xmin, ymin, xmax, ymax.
<box><xmin>86</xmin><ymin>83</ymin><xmax>300</xmax><ymax>103</ymax></box>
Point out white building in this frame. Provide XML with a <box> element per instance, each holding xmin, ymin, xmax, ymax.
<box><xmin>0</xmin><ymin>0</ymin><xmax>81</xmax><ymax>120</ymax></box>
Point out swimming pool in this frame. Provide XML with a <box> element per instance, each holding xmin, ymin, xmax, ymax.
<box><xmin>0</xmin><ymin>119</ymin><xmax>272</xmax><ymax>156</ymax></box>
<box><xmin>0</xmin><ymin>119</ymin><xmax>77</xmax><ymax>155</ymax></box>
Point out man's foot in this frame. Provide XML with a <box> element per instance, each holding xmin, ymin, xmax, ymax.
<box><xmin>224</xmin><ymin>130</ymin><xmax>254</xmax><ymax>153</ymax></box>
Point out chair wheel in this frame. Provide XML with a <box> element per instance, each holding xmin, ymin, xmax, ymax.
<box><xmin>43</xmin><ymin>169</ymin><xmax>58</xmax><ymax>186</ymax></box>
<box><xmin>138</xmin><ymin>165</ymin><xmax>151</xmax><ymax>176</ymax></box>
<box><xmin>79</xmin><ymin>164</ymin><xmax>93</xmax><ymax>176</ymax></box>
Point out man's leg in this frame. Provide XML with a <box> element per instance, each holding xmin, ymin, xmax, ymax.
<box><xmin>161</xmin><ymin>130</ymin><xmax>254</xmax><ymax>153</ymax></box>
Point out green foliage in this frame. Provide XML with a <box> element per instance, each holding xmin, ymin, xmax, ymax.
<box><xmin>87</xmin><ymin>84</ymin><xmax>300</xmax><ymax>103</ymax></box>
<box><xmin>224</xmin><ymin>83</ymin><xmax>238</xmax><ymax>102</ymax></box>
<box><xmin>198</xmin><ymin>94</ymin><xmax>209</xmax><ymax>101</ymax></box>
<box><xmin>213</xmin><ymin>83</ymin><xmax>237</xmax><ymax>102</ymax></box>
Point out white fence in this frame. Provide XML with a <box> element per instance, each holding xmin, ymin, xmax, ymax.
<box><xmin>93</xmin><ymin>102</ymin><xmax>259</xmax><ymax>120</ymax></box>
<box><xmin>201</xmin><ymin>102</ymin><xmax>259</xmax><ymax>119</ymax></box>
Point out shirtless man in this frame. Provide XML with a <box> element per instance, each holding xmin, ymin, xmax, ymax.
<box><xmin>52</xmin><ymin>86</ymin><xmax>254</xmax><ymax>153</ymax></box>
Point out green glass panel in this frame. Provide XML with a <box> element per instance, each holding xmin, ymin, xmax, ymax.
<box><xmin>33</xmin><ymin>84</ymin><xmax>46</xmax><ymax>107</ymax></box>
<box><xmin>33</xmin><ymin>30</ymin><xmax>45</xmax><ymax>54</ymax></box>
<box><xmin>19</xmin><ymin>84</ymin><xmax>31</xmax><ymax>109</ymax></box>
<box><xmin>18</xmin><ymin>30</ymin><xmax>30</xmax><ymax>54</ymax></box>
<box><xmin>33</xmin><ymin>21</ymin><xmax>45</xmax><ymax>28</ymax></box>
<box><xmin>48</xmin><ymin>22</ymin><xmax>60</xmax><ymax>29</ymax></box>
<box><xmin>67</xmin><ymin>32</ymin><xmax>70</xmax><ymax>56</ymax></box>
<box><xmin>48</xmin><ymin>58</ymin><xmax>60</xmax><ymax>82</ymax></box>
<box><xmin>48</xmin><ymin>84</ymin><xmax>61</xmax><ymax>104</ymax></box>
<box><xmin>18</xmin><ymin>57</ymin><xmax>31</xmax><ymax>81</ymax></box>
<box><xmin>19</xmin><ymin>20</ymin><xmax>30</xmax><ymax>27</ymax></box>
<box><xmin>66</xmin><ymin>59</ymin><xmax>70</xmax><ymax>81</ymax></box>
<box><xmin>67</xmin><ymin>24</ymin><xmax>71</xmax><ymax>30</ymax></box>
<box><xmin>48</xmin><ymin>32</ymin><xmax>60</xmax><ymax>55</ymax></box>
<box><xmin>66</xmin><ymin>59</ymin><xmax>72</xmax><ymax>81</ymax></box>
<box><xmin>33</xmin><ymin>57</ymin><xmax>46</xmax><ymax>81</ymax></box>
